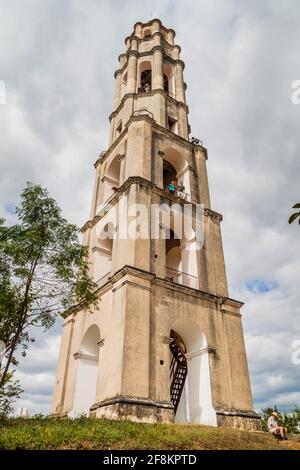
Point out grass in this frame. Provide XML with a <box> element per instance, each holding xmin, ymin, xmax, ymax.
<box><xmin>0</xmin><ymin>416</ymin><xmax>300</xmax><ymax>450</ymax></box>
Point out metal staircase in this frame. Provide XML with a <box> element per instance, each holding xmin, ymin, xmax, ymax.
<box><xmin>169</xmin><ymin>330</ymin><xmax>188</xmax><ymax>413</ymax></box>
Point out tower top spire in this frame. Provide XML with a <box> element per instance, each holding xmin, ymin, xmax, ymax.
<box><xmin>109</xmin><ymin>18</ymin><xmax>187</xmax><ymax>151</ymax></box>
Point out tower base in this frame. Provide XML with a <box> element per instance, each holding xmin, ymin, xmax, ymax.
<box><xmin>90</xmin><ymin>396</ymin><xmax>174</xmax><ymax>424</ymax></box>
<box><xmin>216</xmin><ymin>409</ymin><xmax>262</xmax><ymax>431</ymax></box>
<box><xmin>89</xmin><ymin>396</ymin><xmax>261</xmax><ymax>431</ymax></box>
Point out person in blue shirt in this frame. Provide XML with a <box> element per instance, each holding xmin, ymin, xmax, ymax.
<box><xmin>168</xmin><ymin>181</ymin><xmax>176</xmax><ymax>194</ymax></box>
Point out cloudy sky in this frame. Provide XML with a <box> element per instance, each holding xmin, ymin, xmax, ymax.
<box><xmin>0</xmin><ymin>0</ymin><xmax>300</xmax><ymax>415</ymax></box>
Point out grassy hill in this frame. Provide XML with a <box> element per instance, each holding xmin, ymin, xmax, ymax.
<box><xmin>1</xmin><ymin>417</ymin><xmax>300</xmax><ymax>450</ymax></box>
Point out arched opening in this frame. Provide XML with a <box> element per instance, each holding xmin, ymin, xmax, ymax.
<box><xmin>169</xmin><ymin>320</ymin><xmax>216</xmax><ymax>426</ymax></box>
<box><xmin>72</xmin><ymin>325</ymin><xmax>100</xmax><ymax>417</ymax></box>
<box><xmin>166</xmin><ymin>229</ymin><xmax>182</xmax><ymax>284</ymax></box>
<box><xmin>163</xmin><ymin>63</ymin><xmax>175</xmax><ymax>96</ymax></box>
<box><xmin>139</xmin><ymin>61</ymin><xmax>152</xmax><ymax>93</ymax></box>
<box><xmin>140</xmin><ymin>70</ymin><xmax>151</xmax><ymax>91</ymax></box>
<box><xmin>163</xmin><ymin>209</ymin><xmax>199</xmax><ymax>289</ymax></box>
<box><xmin>143</xmin><ymin>29</ymin><xmax>151</xmax><ymax>38</ymax></box>
<box><xmin>93</xmin><ymin>221</ymin><xmax>114</xmax><ymax>283</ymax></box>
<box><xmin>163</xmin><ymin>160</ymin><xmax>178</xmax><ymax>191</ymax></box>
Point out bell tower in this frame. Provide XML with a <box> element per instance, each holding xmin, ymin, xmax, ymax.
<box><xmin>51</xmin><ymin>19</ymin><xmax>261</xmax><ymax>430</ymax></box>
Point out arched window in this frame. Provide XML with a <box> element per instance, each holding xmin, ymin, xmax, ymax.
<box><xmin>163</xmin><ymin>64</ymin><xmax>174</xmax><ymax>96</ymax></box>
<box><xmin>143</xmin><ymin>29</ymin><xmax>151</xmax><ymax>38</ymax></box>
<box><xmin>166</xmin><ymin>230</ymin><xmax>181</xmax><ymax>282</ymax></box>
<box><xmin>162</xmin><ymin>147</ymin><xmax>190</xmax><ymax>200</ymax></box>
<box><xmin>163</xmin><ymin>160</ymin><xmax>177</xmax><ymax>189</ymax></box>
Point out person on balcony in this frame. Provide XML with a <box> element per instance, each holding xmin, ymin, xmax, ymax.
<box><xmin>177</xmin><ymin>182</ymin><xmax>185</xmax><ymax>192</ymax></box>
<box><xmin>144</xmin><ymin>83</ymin><xmax>151</xmax><ymax>92</ymax></box>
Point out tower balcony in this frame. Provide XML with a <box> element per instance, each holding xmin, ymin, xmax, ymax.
<box><xmin>163</xmin><ymin>184</ymin><xmax>191</xmax><ymax>202</ymax></box>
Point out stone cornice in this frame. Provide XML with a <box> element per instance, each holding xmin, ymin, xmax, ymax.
<box><xmin>90</xmin><ymin>395</ymin><xmax>174</xmax><ymax>411</ymax></box>
<box><xmin>131</xmin><ymin>18</ymin><xmax>176</xmax><ymax>39</ymax></box>
<box><xmin>204</xmin><ymin>208</ymin><xmax>223</xmax><ymax>222</ymax></box>
<box><xmin>173</xmin><ymin>59</ymin><xmax>185</xmax><ymax>70</ymax></box>
<box><xmin>80</xmin><ymin>176</ymin><xmax>223</xmax><ymax>232</ymax></box>
<box><xmin>98</xmin><ymin>111</ymin><xmax>195</xmax><ymax>168</ymax></box>
<box><xmin>114</xmin><ymin>69</ymin><xmax>123</xmax><ymax>79</ymax></box>
<box><xmin>127</xmin><ymin>49</ymin><xmax>139</xmax><ymax>59</ymax></box>
<box><xmin>109</xmin><ymin>88</ymin><xmax>189</xmax><ymax>123</ymax></box>
<box><xmin>215</xmin><ymin>409</ymin><xmax>261</xmax><ymax>420</ymax></box>
<box><xmin>63</xmin><ymin>316</ymin><xmax>75</xmax><ymax>327</ymax></box>
<box><xmin>94</xmin><ymin>264</ymin><xmax>243</xmax><ymax>311</ymax></box>
<box><xmin>129</xmin><ymin>35</ymin><xmax>140</xmax><ymax>45</ymax></box>
<box><xmin>114</xmin><ymin>47</ymin><xmax>185</xmax><ymax>79</ymax></box>
<box><xmin>65</xmin><ymin>264</ymin><xmax>243</xmax><ymax>318</ymax></box>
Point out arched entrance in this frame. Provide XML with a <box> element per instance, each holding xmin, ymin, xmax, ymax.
<box><xmin>72</xmin><ymin>325</ymin><xmax>100</xmax><ymax>416</ymax></box>
<box><xmin>169</xmin><ymin>320</ymin><xmax>217</xmax><ymax>426</ymax></box>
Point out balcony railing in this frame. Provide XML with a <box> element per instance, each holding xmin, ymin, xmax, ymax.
<box><xmin>166</xmin><ymin>267</ymin><xmax>198</xmax><ymax>289</ymax></box>
<box><xmin>163</xmin><ymin>184</ymin><xmax>191</xmax><ymax>202</ymax></box>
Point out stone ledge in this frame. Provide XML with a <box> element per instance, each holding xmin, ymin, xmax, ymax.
<box><xmin>216</xmin><ymin>409</ymin><xmax>262</xmax><ymax>431</ymax></box>
<box><xmin>90</xmin><ymin>396</ymin><xmax>174</xmax><ymax>424</ymax></box>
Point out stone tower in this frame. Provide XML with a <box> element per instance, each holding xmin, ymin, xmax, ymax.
<box><xmin>51</xmin><ymin>19</ymin><xmax>260</xmax><ymax>429</ymax></box>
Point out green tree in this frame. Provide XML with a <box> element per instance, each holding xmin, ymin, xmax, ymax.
<box><xmin>288</xmin><ymin>203</ymin><xmax>300</xmax><ymax>225</ymax></box>
<box><xmin>0</xmin><ymin>183</ymin><xmax>99</xmax><ymax>413</ymax></box>
<box><xmin>0</xmin><ymin>372</ymin><xmax>22</xmax><ymax>420</ymax></box>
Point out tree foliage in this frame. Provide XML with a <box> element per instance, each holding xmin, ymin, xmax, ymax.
<box><xmin>288</xmin><ymin>203</ymin><xmax>300</xmax><ymax>225</ymax></box>
<box><xmin>0</xmin><ymin>183</ymin><xmax>99</xmax><ymax>414</ymax></box>
<box><xmin>0</xmin><ymin>371</ymin><xmax>22</xmax><ymax>421</ymax></box>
